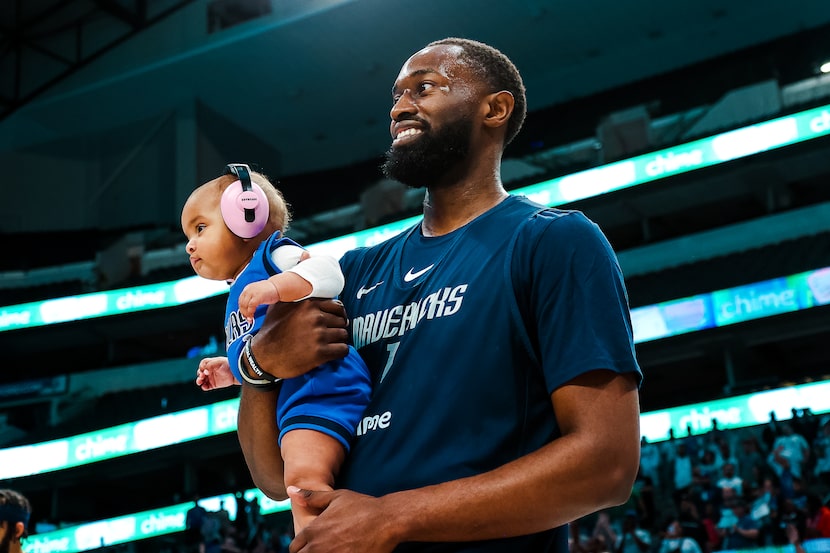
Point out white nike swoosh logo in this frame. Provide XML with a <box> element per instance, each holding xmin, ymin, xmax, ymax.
<box><xmin>403</xmin><ymin>264</ymin><xmax>434</xmax><ymax>282</ymax></box>
<box><xmin>356</xmin><ymin>281</ymin><xmax>384</xmax><ymax>299</ymax></box>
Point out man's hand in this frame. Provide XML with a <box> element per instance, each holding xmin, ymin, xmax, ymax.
<box><xmin>250</xmin><ymin>298</ymin><xmax>350</xmax><ymax>379</ymax></box>
<box><xmin>287</xmin><ymin>487</ymin><xmax>398</xmax><ymax>553</ymax></box>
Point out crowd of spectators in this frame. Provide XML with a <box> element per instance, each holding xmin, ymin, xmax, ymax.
<box><xmin>182</xmin><ymin>493</ymin><xmax>292</xmax><ymax>553</ymax></box>
<box><xmin>571</xmin><ymin>409</ymin><xmax>830</xmax><ymax>553</ymax></box>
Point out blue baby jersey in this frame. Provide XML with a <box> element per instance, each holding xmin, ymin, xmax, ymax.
<box><xmin>337</xmin><ymin>195</ymin><xmax>642</xmax><ymax>552</ymax></box>
<box><xmin>225</xmin><ymin>231</ymin><xmax>371</xmax><ymax>450</ymax></box>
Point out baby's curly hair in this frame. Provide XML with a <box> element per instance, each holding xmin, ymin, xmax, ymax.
<box><xmin>216</xmin><ymin>169</ymin><xmax>292</xmax><ymax>234</ymax></box>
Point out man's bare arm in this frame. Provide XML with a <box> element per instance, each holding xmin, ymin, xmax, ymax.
<box><xmin>289</xmin><ymin>370</ymin><xmax>641</xmax><ymax>552</ymax></box>
<box><xmin>237</xmin><ymin>384</ymin><xmax>286</xmax><ymax>500</ymax></box>
<box><xmin>237</xmin><ymin>298</ymin><xmax>351</xmax><ymax>499</ymax></box>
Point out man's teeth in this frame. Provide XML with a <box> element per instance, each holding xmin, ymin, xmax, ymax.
<box><xmin>396</xmin><ymin>128</ymin><xmax>422</xmax><ymax>140</ymax></box>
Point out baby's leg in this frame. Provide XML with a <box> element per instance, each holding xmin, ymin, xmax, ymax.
<box><xmin>281</xmin><ymin>428</ymin><xmax>347</xmax><ymax>534</ymax></box>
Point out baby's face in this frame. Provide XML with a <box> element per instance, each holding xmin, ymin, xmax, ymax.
<box><xmin>181</xmin><ymin>184</ymin><xmax>251</xmax><ymax>281</ymax></box>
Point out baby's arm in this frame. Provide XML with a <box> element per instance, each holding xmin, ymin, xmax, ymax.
<box><xmin>238</xmin><ymin>245</ymin><xmax>344</xmax><ymax>321</ymax></box>
<box><xmin>196</xmin><ymin>356</ymin><xmax>240</xmax><ymax>390</ymax></box>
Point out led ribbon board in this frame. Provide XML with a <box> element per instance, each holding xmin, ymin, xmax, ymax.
<box><xmin>24</xmin><ymin>489</ymin><xmax>290</xmax><ymax>553</ymax></box>
<box><xmin>17</xmin><ymin>379</ymin><xmax>830</xmax><ymax>552</ymax></box>
<box><xmin>631</xmin><ymin>266</ymin><xmax>830</xmax><ymax>343</ymax></box>
<box><xmin>0</xmin><ymin>276</ymin><xmax>228</xmax><ymax>332</ymax></box>
<box><xmin>0</xmin><ymin>399</ymin><xmax>239</xmax><ymax>479</ymax></box>
<box><xmin>3</xmin><ymin>104</ymin><xmax>830</xmax><ymax>332</ymax></box>
<box><xmin>3</xmin><ymin>259</ymin><xmax>830</xmax><ymax>480</ymax></box>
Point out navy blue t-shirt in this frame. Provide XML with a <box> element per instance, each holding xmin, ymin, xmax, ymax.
<box><xmin>337</xmin><ymin>195</ymin><xmax>642</xmax><ymax>552</ymax></box>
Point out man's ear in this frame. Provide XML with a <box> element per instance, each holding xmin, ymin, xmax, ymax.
<box><xmin>482</xmin><ymin>90</ymin><xmax>515</xmax><ymax>130</ymax></box>
<box><xmin>13</xmin><ymin>521</ymin><xmax>24</xmax><ymax>541</ymax></box>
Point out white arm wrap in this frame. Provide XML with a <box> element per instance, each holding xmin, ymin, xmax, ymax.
<box><xmin>271</xmin><ymin>245</ymin><xmax>345</xmax><ymax>300</ymax></box>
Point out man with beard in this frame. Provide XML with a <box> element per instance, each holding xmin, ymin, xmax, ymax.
<box><xmin>236</xmin><ymin>37</ymin><xmax>642</xmax><ymax>552</ymax></box>
<box><xmin>0</xmin><ymin>489</ymin><xmax>31</xmax><ymax>553</ymax></box>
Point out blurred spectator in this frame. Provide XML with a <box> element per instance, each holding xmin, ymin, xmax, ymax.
<box><xmin>677</xmin><ymin>495</ymin><xmax>708</xmax><ymax>553</ymax></box>
<box><xmin>684</xmin><ymin>425</ymin><xmax>701</xmax><ymax>460</ymax></box>
<box><xmin>184</xmin><ymin>495</ymin><xmax>207</xmax><ymax>553</ymax></box>
<box><xmin>715</xmin><ymin>436</ymin><xmax>738</xmax><ymax>475</ymax></box>
<box><xmin>275</xmin><ymin>526</ymin><xmax>292</xmax><ymax>553</ymax></box>
<box><xmin>233</xmin><ymin>493</ymin><xmax>250</xmax><ymax>549</ymax></box>
<box><xmin>201</xmin><ymin>512</ymin><xmax>223</xmax><ymax>553</ymax></box>
<box><xmin>698</xmin><ymin>450</ymin><xmax>721</xmax><ymax>488</ymax></box>
<box><xmin>768</xmin><ymin>422</ymin><xmax>811</xmax><ymax>481</ymax></box>
<box><xmin>786</xmin><ymin>520</ymin><xmax>808</xmax><ymax>553</ymax></box>
<box><xmin>690</xmin><ymin>464</ymin><xmax>718</xmax><ymax>507</ymax></box>
<box><xmin>771</xmin><ymin>497</ymin><xmax>807</xmax><ymax>546</ymax></box>
<box><xmin>718</xmin><ymin>487</ymin><xmax>739</xmax><ymax>520</ymax></box>
<box><xmin>220</xmin><ymin>528</ymin><xmax>242</xmax><ymax>553</ymax></box>
<box><xmin>215</xmin><ymin>499</ymin><xmax>232</xmax><ymax>534</ymax></box>
<box><xmin>716</xmin><ymin>499</ymin><xmax>760</xmax><ymax>551</ymax></box>
<box><xmin>762</xmin><ymin>412</ymin><xmax>779</xmax><ymax>453</ymax></box>
<box><xmin>735</xmin><ymin>434</ymin><xmax>767</xmax><ymax>491</ymax></box>
<box><xmin>715</xmin><ymin>462</ymin><xmax>743</xmax><ymax>500</ymax></box>
<box><xmin>698</xmin><ymin>428</ymin><xmax>722</xmax><ymax>467</ymax></box>
<box><xmin>589</xmin><ymin>510</ymin><xmax>617</xmax><ymax>553</ymax></box>
<box><xmin>632</xmin><ymin>471</ymin><xmax>658</xmax><ymax>531</ymax></box>
<box><xmin>804</xmin><ymin>492</ymin><xmax>830</xmax><ymax>539</ymax></box>
<box><xmin>0</xmin><ymin>488</ymin><xmax>32</xmax><ymax>553</ymax></box>
<box><xmin>660</xmin><ymin>518</ymin><xmax>703</xmax><ymax>553</ymax></box>
<box><xmin>748</xmin><ymin>477</ymin><xmax>779</xmax><ymax>546</ymax></box>
<box><xmin>673</xmin><ymin>443</ymin><xmax>695</xmax><ymax>505</ymax></box>
<box><xmin>812</xmin><ymin>418</ymin><xmax>830</xmax><ymax>490</ymax></box>
<box><xmin>640</xmin><ymin>437</ymin><xmax>662</xmax><ymax>489</ymax></box>
<box><xmin>243</xmin><ymin>497</ymin><xmax>264</xmax><ymax>548</ymax></box>
<box><xmin>701</xmin><ymin>501</ymin><xmax>722</xmax><ymax>553</ymax></box>
<box><xmin>611</xmin><ymin>510</ymin><xmax>652</xmax><ymax>553</ymax></box>
<box><xmin>791</xmin><ymin>477</ymin><xmax>809</xmax><ymax>511</ymax></box>
<box><xmin>790</xmin><ymin>408</ymin><xmax>818</xmax><ymax>445</ymax></box>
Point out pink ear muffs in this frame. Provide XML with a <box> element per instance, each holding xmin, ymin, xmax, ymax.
<box><xmin>220</xmin><ymin>163</ymin><xmax>270</xmax><ymax>238</ymax></box>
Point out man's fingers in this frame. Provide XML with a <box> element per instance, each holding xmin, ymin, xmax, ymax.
<box><xmin>287</xmin><ymin>485</ymin><xmax>310</xmax><ymax>506</ymax></box>
<box><xmin>319</xmin><ymin>326</ymin><xmax>349</xmax><ymax>343</ymax></box>
<box><xmin>313</xmin><ymin>298</ymin><xmax>348</xmax><ymax>320</ymax></box>
<box><xmin>287</xmin><ymin>486</ymin><xmax>334</xmax><ymax>509</ymax></box>
<box><xmin>321</xmin><ymin>343</ymin><xmax>350</xmax><ymax>361</ymax></box>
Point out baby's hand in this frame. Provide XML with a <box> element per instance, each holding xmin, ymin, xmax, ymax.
<box><xmin>196</xmin><ymin>356</ymin><xmax>239</xmax><ymax>391</ymax></box>
<box><xmin>238</xmin><ymin>280</ymin><xmax>280</xmax><ymax>322</ymax></box>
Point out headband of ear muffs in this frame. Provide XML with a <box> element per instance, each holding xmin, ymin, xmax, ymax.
<box><xmin>219</xmin><ymin>163</ymin><xmax>270</xmax><ymax>238</ymax></box>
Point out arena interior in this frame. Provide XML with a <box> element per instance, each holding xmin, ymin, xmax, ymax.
<box><xmin>2</xmin><ymin>1</ymin><xmax>830</xmax><ymax>551</ymax></box>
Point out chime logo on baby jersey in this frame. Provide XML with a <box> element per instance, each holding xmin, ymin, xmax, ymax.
<box><xmin>225</xmin><ymin>309</ymin><xmax>253</xmax><ymax>347</ymax></box>
<box><xmin>351</xmin><ymin>284</ymin><xmax>467</xmax><ymax>349</ymax></box>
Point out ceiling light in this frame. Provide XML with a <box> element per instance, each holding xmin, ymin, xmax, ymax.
<box><xmin>820</xmin><ymin>61</ymin><xmax>830</xmax><ymax>74</ymax></box>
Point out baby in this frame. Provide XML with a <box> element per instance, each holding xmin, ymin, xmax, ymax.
<box><xmin>180</xmin><ymin>163</ymin><xmax>371</xmax><ymax>533</ymax></box>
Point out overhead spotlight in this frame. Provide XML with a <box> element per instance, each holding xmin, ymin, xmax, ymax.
<box><xmin>820</xmin><ymin>61</ymin><xmax>830</xmax><ymax>74</ymax></box>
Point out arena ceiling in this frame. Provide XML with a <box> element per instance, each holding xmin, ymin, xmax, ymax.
<box><xmin>2</xmin><ymin>0</ymin><xmax>830</xmax><ymax>177</ymax></box>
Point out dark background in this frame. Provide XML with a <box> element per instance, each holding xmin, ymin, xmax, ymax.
<box><xmin>2</xmin><ymin>0</ymin><xmax>830</xmax><ymax>535</ymax></box>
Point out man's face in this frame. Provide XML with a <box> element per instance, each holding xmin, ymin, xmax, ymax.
<box><xmin>0</xmin><ymin>521</ymin><xmax>17</xmax><ymax>553</ymax></box>
<box><xmin>667</xmin><ymin>521</ymin><xmax>682</xmax><ymax>538</ymax></box>
<box><xmin>382</xmin><ymin>44</ymin><xmax>484</xmax><ymax>188</ymax></box>
<box><xmin>382</xmin><ymin>111</ymin><xmax>473</xmax><ymax>188</ymax></box>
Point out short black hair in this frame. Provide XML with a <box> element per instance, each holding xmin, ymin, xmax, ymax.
<box><xmin>428</xmin><ymin>37</ymin><xmax>527</xmax><ymax>148</ymax></box>
<box><xmin>0</xmin><ymin>488</ymin><xmax>32</xmax><ymax>538</ymax></box>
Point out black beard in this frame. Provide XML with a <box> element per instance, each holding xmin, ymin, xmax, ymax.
<box><xmin>381</xmin><ymin>116</ymin><xmax>472</xmax><ymax>188</ymax></box>
<box><xmin>0</xmin><ymin>529</ymin><xmax>12</xmax><ymax>553</ymax></box>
